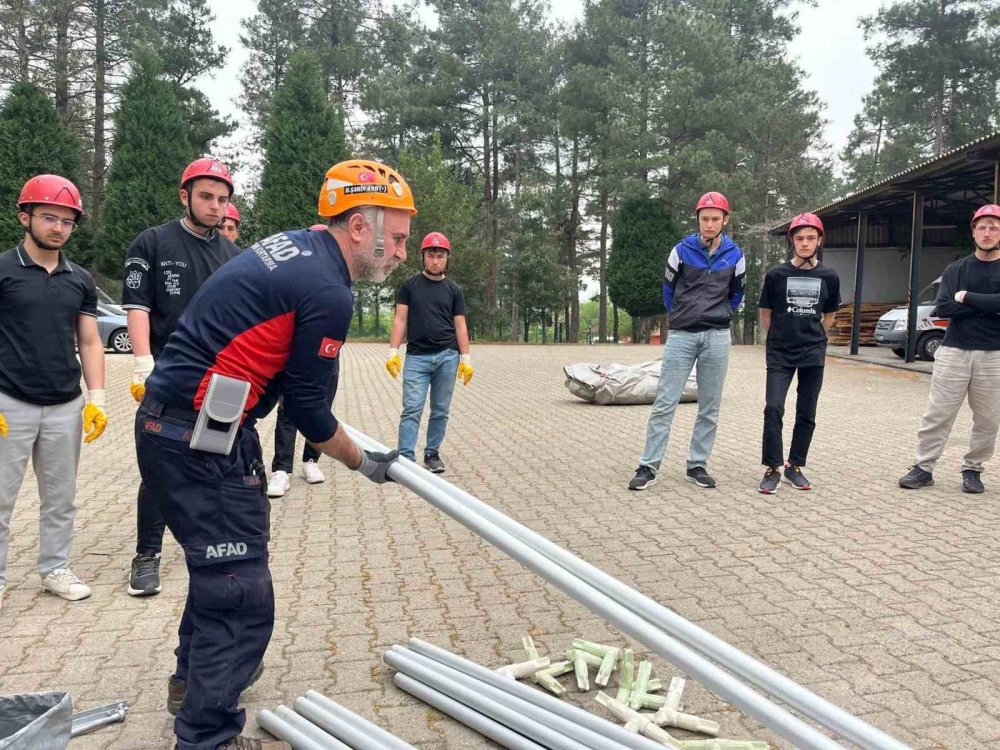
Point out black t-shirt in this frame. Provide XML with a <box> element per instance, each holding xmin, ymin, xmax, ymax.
<box><xmin>932</xmin><ymin>254</ymin><xmax>1000</xmax><ymax>350</ymax></box>
<box><xmin>396</xmin><ymin>274</ymin><xmax>466</xmax><ymax>355</ymax></box>
<box><xmin>0</xmin><ymin>244</ymin><xmax>98</xmax><ymax>405</ymax></box>
<box><xmin>120</xmin><ymin>219</ymin><xmax>240</xmax><ymax>358</ymax></box>
<box><xmin>758</xmin><ymin>262</ymin><xmax>841</xmax><ymax>368</ymax></box>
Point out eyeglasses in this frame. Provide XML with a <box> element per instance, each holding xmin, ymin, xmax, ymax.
<box><xmin>33</xmin><ymin>213</ymin><xmax>77</xmax><ymax>231</ymax></box>
<box><xmin>975</xmin><ymin>224</ymin><xmax>1000</xmax><ymax>234</ymax></box>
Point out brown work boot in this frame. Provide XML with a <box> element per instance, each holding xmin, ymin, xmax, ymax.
<box><xmin>219</xmin><ymin>735</ymin><xmax>291</xmax><ymax>750</ymax></box>
<box><xmin>167</xmin><ymin>661</ymin><xmax>265</xmax><ymax>715</ymax></box>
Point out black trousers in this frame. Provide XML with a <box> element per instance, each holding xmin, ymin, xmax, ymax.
<box><xmin>762</xmin><ymin>365</ymin><xmax>825</xmax><ymax>468</ymax></box>
<box><xmin>136</xmin><ymin>401</ymin><xmax>273</xmax><ymax>750</ymax></box>
<box><xmin>270</xmin><ymin>363</ymin><xmax>339</xmax><ymax>473</ymax></box>
<box><xmin>135</xmin><ymin>480</ymin><xmax>165</xmax><ymax>555</ymax></box>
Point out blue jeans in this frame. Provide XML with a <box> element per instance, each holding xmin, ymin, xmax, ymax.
<box><xmin>397</xmin><ymin>349</ymin><xmax>460</xmax><ymax>461</ymax></box>
<box><xmin>640</xmin><ymin>328</ymin><xmax>731</xmax><ymax>472</ymax></box>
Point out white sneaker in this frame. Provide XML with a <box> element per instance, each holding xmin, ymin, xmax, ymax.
<box><xmin>301</xmin><ymin>460</ymin><xmax>325</xmax><ymax>484</ymax></box>
<box><xmin>267</xmin><ymin>470</ymin><xmax>291</xmax><ymax>498</ymax></box>
<box><xmin>42</xmin><ymin>569</ymin><xmax>91</xmax><ymax>601</ymax></box>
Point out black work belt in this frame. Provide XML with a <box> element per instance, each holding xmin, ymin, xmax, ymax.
<box><xmin>141</xmin><ymin>396</ymin><xmax>256</xmax><ymax>444</ymax></box>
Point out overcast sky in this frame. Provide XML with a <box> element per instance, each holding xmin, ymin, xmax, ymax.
<box><xmin>202</xmin><ymin>0</ymin><xmax>880</xmax><ymax>185</ymax></box>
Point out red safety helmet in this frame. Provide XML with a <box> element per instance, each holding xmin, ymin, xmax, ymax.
<box><xmin>17</xmin><ymin>174</ymin><xmax>84</xmax><ymax>218</ymax></box>
<box><xmin>787</xmin><ymin>212</ymin><xmax>824</xmax><ymax>238</ymax></box>
<box><xmin>224</xmin><ymin>202</ymin><xmax>241</xmax><ymax>223</ymax></box>
<box><xmin>696</xmin><ymin>191</ymin><xmax>729</xmax><ymax>216</ymax></box>
<box><xmin>181</xmin><ymin>157</ymin><xmax>234</xmax><ymax>195</ymax></box>
<box><xmin>310</xmin><ymin>223</ymin><xmax>327</xmax><ymax>231</ymax></box>
<box><xmin>971</xmin><ymin>204</ymin><xmax>1000</xmax><ymax>228</ymax></box>
<box><xmin>421</xmin><ymin>231</ymin><xmax>451</xmax><ymax>251</ymax></box>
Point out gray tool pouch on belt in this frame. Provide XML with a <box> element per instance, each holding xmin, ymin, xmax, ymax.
<box><xmin>189</xmin><ymin>373</ymin><xmax>251</xmax><ymax>455</ymax></box>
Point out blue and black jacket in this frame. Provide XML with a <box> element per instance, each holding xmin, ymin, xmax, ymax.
<box><xmin>663</xmin><ymin>233</ymin><xmax>745</xmax><ymax>332</ymax></box>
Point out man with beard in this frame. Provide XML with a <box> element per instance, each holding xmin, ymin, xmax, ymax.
<box><xmin>121</xmin><ymin>157</ymin><xmax>240</xmax><ymax>597</ymax></box>
<box><xmin>0</xmin><ymin>175</ymin><xmax>107</xmax><ymax>611</ymax></box>
<box><xmin>386</xmin><ymin>231</ymin><xmax>473</xmax><ymax>473</ymax></box>
<box><xmin>900</xmin><ymin>204</ymin><xmax>1000</xmax><ymax>494</ymax></box>
<box><xmin>134</xmin><ymin>159</ymin><xmax>412</xmax><ymax>750</ymax></box>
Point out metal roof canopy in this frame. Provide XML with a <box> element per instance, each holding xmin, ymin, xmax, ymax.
<box><xmin>771</xmin><ymin>131</ymin><xmax>1000</xmax><ymax>361</ymax></box>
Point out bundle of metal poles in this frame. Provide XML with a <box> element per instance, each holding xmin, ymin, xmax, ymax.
<box><xmin>345</xmin><ymin>425</ymin><xmax>913</xmax><ymax>750</ymax></box>
<box><xmin>257</xmin><ymin>690</ymin><xmax>417</xmax><ymax>750</ymax></box>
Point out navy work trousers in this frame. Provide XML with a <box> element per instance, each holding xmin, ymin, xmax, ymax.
<box><xmin>135</xmin><ymin>399</ymin><xmax>274</xmax><ymax>750</ymax></box>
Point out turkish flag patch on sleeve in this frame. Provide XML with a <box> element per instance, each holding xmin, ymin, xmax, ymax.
<box><xmin>318</xmin><ymin>338</ymin><xmax>343</xmax><ymax>359</ymax></box>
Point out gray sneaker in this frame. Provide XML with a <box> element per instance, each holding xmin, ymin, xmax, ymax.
<box><xmin>899</xmin><ymin>465</ymin><xmax>934</xmax><ymax>489</ymax></box>
<box><xmin>758</xmin><ymin>467</ymin><xmax>781</xmax><ymax>494</ymax></box>
<box><xmin>423</xmin><ymin>451</ymin><xmax>446</xmax><ymax>473</ymax></box>
<box><xmin>628</xmin><ymin>466</ymin><xmax>657</xmax><ymax>491</ymax></box>
<box><xmin>962</xmin><ymin>470</ymin><xmax>985</xmax><ymax>494</ymax></box>
<box><xmin>128</xmin><ymin>553</ymin><xmax>161</xmax><ymax>596</ymax></box>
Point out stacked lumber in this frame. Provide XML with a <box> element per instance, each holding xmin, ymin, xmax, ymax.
<box><xmin>827</xmin><ymin>301</ymin><xmax>902</xmax><ymax>346</ymax></box>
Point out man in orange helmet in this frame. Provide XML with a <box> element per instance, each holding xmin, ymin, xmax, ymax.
<box><xmin>133</xmin><ymin>159</ymin><xmax>412</xmax><ymax>750</ymax></box>
<box><xmin>386</xmin><ymin>230</ymin><xmax>473</xmax><ymax>473</ymax></box>
<box><xmin>757</xmin><ymin>213</ymin><xmax>840</xmax><ymax>495</ymax></box>
<box><xmin>0</xmin><ymin>175</ymin><xmax>107</xmax><ymax>611</ymax></box>
<box><xmin>900</xmin><ymin>204</ymin><xmax>1000</xmax><ymax>494</ymax></box>
<box><xmin>219</xmin><ymin>201</ymin><xmax>241</xmax><ymax>245</ymax></box>
<box><xmin>121</xmin><ymin>157</ymin><xmax>241</xmax><ymax>598</ymax></box>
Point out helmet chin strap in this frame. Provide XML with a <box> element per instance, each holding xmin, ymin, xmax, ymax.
<box><xmin>976</xmin><ymin>240</ymin><xmax>1000</xmax><ymax>254</ymax></box>
<box><xmin>182</xmin><ymin>185</ymin><xmax>222</xmax><ymax>232</ymax></box>
<box><xmin>373</xmin><ymin>208</ymin><xmax>385</xmax><ymax>257</ymax></box>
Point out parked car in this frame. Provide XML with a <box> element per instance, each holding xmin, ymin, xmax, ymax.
<box><xmin>97</xmin><ymin>301</ymin><xmax>132</xmax><ymax>353</ymax></box>
<box><xmin>873</xmin><ymin>278</ymin><xmax>948</xmax><ymax>360</ymax></box>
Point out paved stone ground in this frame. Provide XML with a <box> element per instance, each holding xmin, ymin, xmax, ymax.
<box><xmin>2</xmin><ymin>343</ymin><xmax>998</xmax><ymax>750</ymax></box>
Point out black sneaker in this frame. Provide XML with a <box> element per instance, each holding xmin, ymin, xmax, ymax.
<box><xmin>685</xmin><ymin>466</ymin><xmax>716</xmax><ymax>488</ymax></box>
<box><xmin>758</xmin><ymin>467</ymin><xmax>781</xmax><ymax>494</ymax></box>
<box><xmin>962</xmin><ymin>470</ymin><xmax>985</xmax><ymax>494</ymax></box>
<box><xmin>127</xmin><ymin>553</ymin><xmax>161</xmax><ymax>596</ymax></box>
<box><xmin>783</xmin><ymin>464</ymin><xmax>811</xmax><ymax>490</ymax></box>
<box><xmin>899</xmin><ymin>465</ymin><xmax>934</xmax><ymax>489</ymax></box>
<box><xmin>628</xmin><ymin>466</ymin><xmax>657</xmax><ymax>491</ymax></box>
<box><xmin>168</xmin><ymin>661</ymin><xmax>265</xmax><ymax>716</ymax></box>
<box><xmin>423</xmin><ymin>451</ymin><xmax>446</xmax><ymax>473</ymax></box>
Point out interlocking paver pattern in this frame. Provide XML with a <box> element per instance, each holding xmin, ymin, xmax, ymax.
<box><xmin>0</xmin><ymin>344</ymin><xmax>994</xmax><ymax>749</ymax></box>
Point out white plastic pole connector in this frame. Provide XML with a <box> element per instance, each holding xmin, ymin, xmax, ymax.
<box><xmin>495</xmin><ymin>656</ymin><xmax>551</xmax><ymax>679</ymax></box>
<box><xmin>346</xmin><ymin>426</ymin><xmax>913</xmax><ymax>750</ymax></box>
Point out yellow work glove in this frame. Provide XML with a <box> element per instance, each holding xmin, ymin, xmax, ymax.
<box><xmin>83</xmin><ymin>389</ymin><xmax>108</xmax><ymax>444</ymax></box>
<box><xmin>130</xmin><ymin>354</ymin><xmax>155</xmax><ymax>402</ymax></box>
<box><xmin>386</xmin><ymin>348</ymin><xmax>402</xmax><ymax>379</ymax></box>
<box><xmin>457</xmin><ymin>354</ymin><xmax>474</xmax><ymax>385</ymax></box>
<box><xmin>0</xmin><ymin>411</ymin><xmax>7</xmax><ymax>438</ymax></box>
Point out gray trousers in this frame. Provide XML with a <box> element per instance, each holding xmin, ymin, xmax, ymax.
<box><xmin>0</xmin><ymin>390</ymin><xmax>84</xmax><ymax>588</ymax></box>
<box><xmin>914</xmin><ymin>346</ymin><xmax>1000</xmax><ymax>473</ymax></box>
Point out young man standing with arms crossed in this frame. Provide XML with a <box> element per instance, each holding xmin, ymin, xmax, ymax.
<box><xmin>386</xmin><ymin>231</ymin><xmax>473</xmax><ymax>473</ymax></box>
<box><xmin>628</xmin><ymin>192</ymin><xmax>745</xmax><ymax>491</ymax></box>
<box><xmin>757</xmin><ymin>213</ymin><xmax>841</xmax><ymax>494</ymax></box>
<box><xmin>121</xmin><ymin>157</ymin><xmax>240</xmax><ymax>596</ymax></box>
<box><xmin>0</xmin><ymin>175</ymin><xmax>107</xmax><ymax>609</ymax></box>
<box><xmin>900</xmin><ymin>204</ymin><xmax>1000</xmax><ymax>494</ymax></box>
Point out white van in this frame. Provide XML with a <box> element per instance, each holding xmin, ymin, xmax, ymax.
<box><xmin>873</xmin><ymin>278</ymin><xmax>948</xmax><ymax>360</ymax></box>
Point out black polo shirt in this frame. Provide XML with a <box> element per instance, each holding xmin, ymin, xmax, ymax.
<box><xmin>0</xmin><ymin>243</ymin><xmax>98</xmax><ymax>405</ymax></box>
<box><xmin>120</xmin><ymin>219</ymin><xmax>239</xmax><ymax>358</ymax></box>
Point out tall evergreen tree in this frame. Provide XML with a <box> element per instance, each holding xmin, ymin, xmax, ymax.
<box><xmin>0</xmin><ymin>81</ymin><xmax>81</xmax><ymax>250</ymax></box>
<box><xmin>842</xmin><ymin>0</ymin><xmax>1000</xmax><ymax>188</ymax></box>
<box><xmin>239</xmin><ymin>0</ymin><xmax>307</xmax><ymax>130</ymax></box>
<box><xmin>255</xmin><ymin>50</ymin><xmax>347</xmax><ymax>239</ymax></box>
<box><xmin>96</xmin><ymin>50</ymin><xmax>193</xmax><ymax>274</ymax></box>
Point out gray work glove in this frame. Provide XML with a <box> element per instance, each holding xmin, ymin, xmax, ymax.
<box><xmin>356</xmin><ymin>449</ymin><xmax>399</xmax><ymax>484</ymax></box>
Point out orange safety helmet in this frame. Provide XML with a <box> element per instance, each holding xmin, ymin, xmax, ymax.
<box><xmin>224</xmin><ymin>202</ymin><xmax>241</xmax><ymax>224</ymax></box>
<box><xmin>317</xmin><ymin>159</ymin><xmax>416</xmax><ymax>218</ymax></box>
<box><xmin>787</xmin><ymin>212</ymin><xmax>824</xmax><ymax>237</ymax></box>
<box><xmin>421</xmin><ymin>231</ymin><xmax>451</xmax><ymax>251</ymax></box>
<box><xmin>181</xmin><ymin>157</ymin><xmax>234</xmax><ymax>195</ymax></box>
<box><xmin>18</xmin><ymin>174</ymin><xmax>84</xmax><ymax>218</ymax></box>
<box><xmin>971</xmin><ymin>204</ymin><xmax>1000</xmax><ymax>228</ymax></box>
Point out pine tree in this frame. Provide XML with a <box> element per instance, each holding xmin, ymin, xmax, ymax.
<box><xmin>607</xmin><ymin>196</ymin><xmax>678</xmax><ymax>338</ymax></box>
<box><xmin>0</xmin><ymin>81</ymin><xmax>81</xmax><ymax>251</ymax></box>
<box><xmin>255</xmin><ymin>50</ymin><xmax>347</xmax><ymax>239</ymax></box>
<box><xmin>96</xmin><ymin>50</ymin><xmax>194</xmax><ymax>274</ymax></box>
